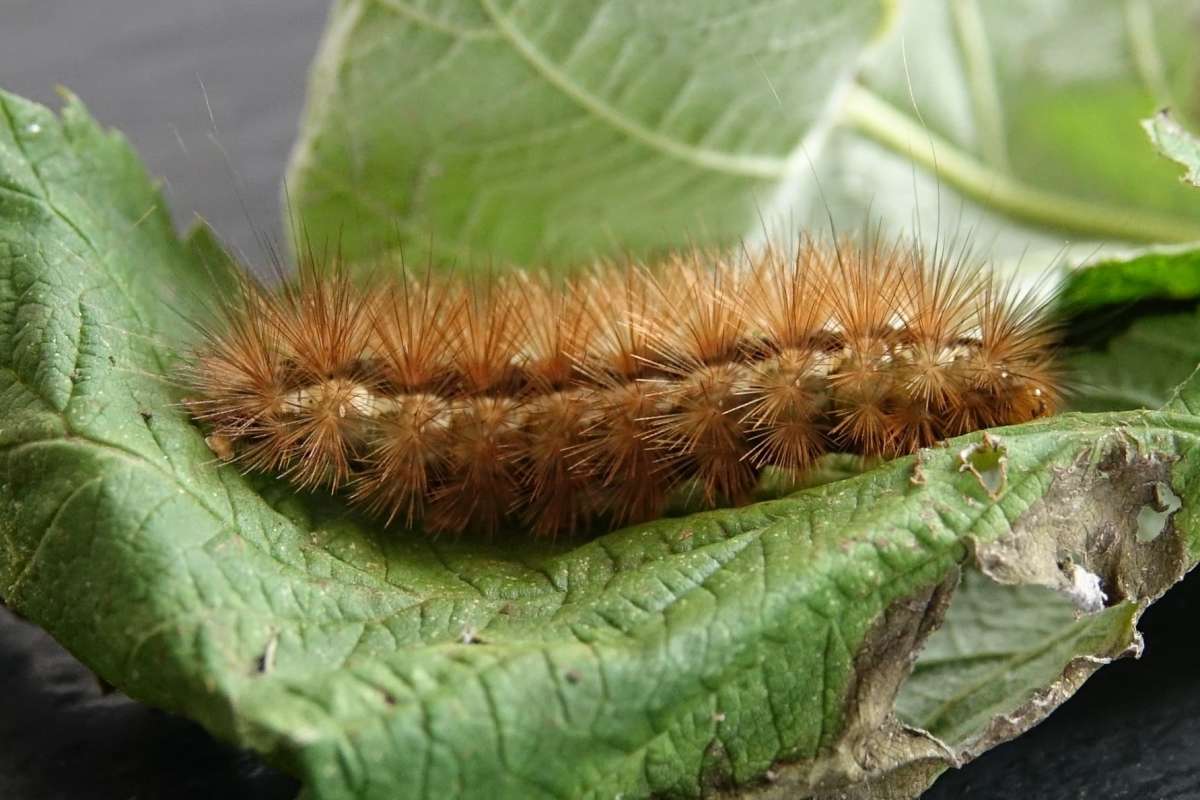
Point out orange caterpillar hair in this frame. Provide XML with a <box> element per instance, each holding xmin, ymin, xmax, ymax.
<box><xmin>183</xmin><ymin>237</ymin><xmax>1062</xmax><ymax>537</ymax></box>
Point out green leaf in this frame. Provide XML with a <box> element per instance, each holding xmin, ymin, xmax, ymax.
<box><xmin>820</xmin><ymin>0</ymin><xmax>1200</xmax><ymax>263</ymax></box>
<box><xmin>288</xmin><ymin>0</ymin><xmax>1200</xmax><ymax>270</ymax></box>
<box><xmin>1067</xmin><ymin>307</ymin><xmax>1200</xmax><ymax>413</ymax></box>
<box><xmin>284</xmin><ymin>0</ymin><xmax>892</xmax><ymax>266</ymax></box>
<box><xmin>1050</xmin><ymin>243</ymin><xmax>1200</xmax><ymax>416</ymax></box>
<box><xmin>3</xmin><ymin>90</ymin><xmax>1200</xmax><ymax>800</ymax></box>
<box><xmin>896</xmin><ymin>572</ymin><xmax>1139</xmax><ymax>751</ymax></box>
<box><xmin>1145</xmin><ymin>108</ymin><xmax>1200</xmax><ymax>188</ymax></box>
<box><xmin>1058</xmin><ymin>245</ymin><xmax>1200</xmax><ymax>311</ymax></box>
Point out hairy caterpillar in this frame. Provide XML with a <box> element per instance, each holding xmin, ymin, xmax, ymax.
<box><xmin>183</xmin><ymin>236</ymin><xmax>1062</xmax><ymax>537</ymax></box>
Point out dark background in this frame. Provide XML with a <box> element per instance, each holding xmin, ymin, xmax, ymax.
<box><xmin>2</xmin><ymin>2</ymin><xmax>1199</xmax><ymax>798</ymax></box>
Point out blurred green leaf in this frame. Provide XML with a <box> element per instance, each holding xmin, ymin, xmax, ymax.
<box><xmin>1053</xmin><ymin>244</ymin><xmax>1200</xmax><ymax>416</ymax></box>
<box><xmin>289</xmin><ymin>0</ymin><xmax>1200</xmax><ymax>270</ymax></box>
<box><xmin>285</xmin><ymin>0</ymin><xmax>890</xmax><ymax>267</ymax></box>
<box><xmin>1068</xmin><ymin>307</ymin><xmax>1200</xmax><ymax>412</ymax></box>
<box><xmin>819</xmin><ymin>0</ymin><xmax>1200</xmax><ymax>265</ymax></box>
<box><xmin>1059</xmin><ymin>245</ymin><xmax>1200</xmax><ymax>311</ymax></box>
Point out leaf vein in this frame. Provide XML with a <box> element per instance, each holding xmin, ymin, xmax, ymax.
<box><xmin>476</xmin><ymin>0</ymin><xmax>788</xmax><ymax>180</ymax></box>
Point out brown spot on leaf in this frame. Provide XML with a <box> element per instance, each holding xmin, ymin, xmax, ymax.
<box><xmin>975</xmin><ymin>436</ymin><xmax>1186</xmax><ymax>606</ymax></box>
